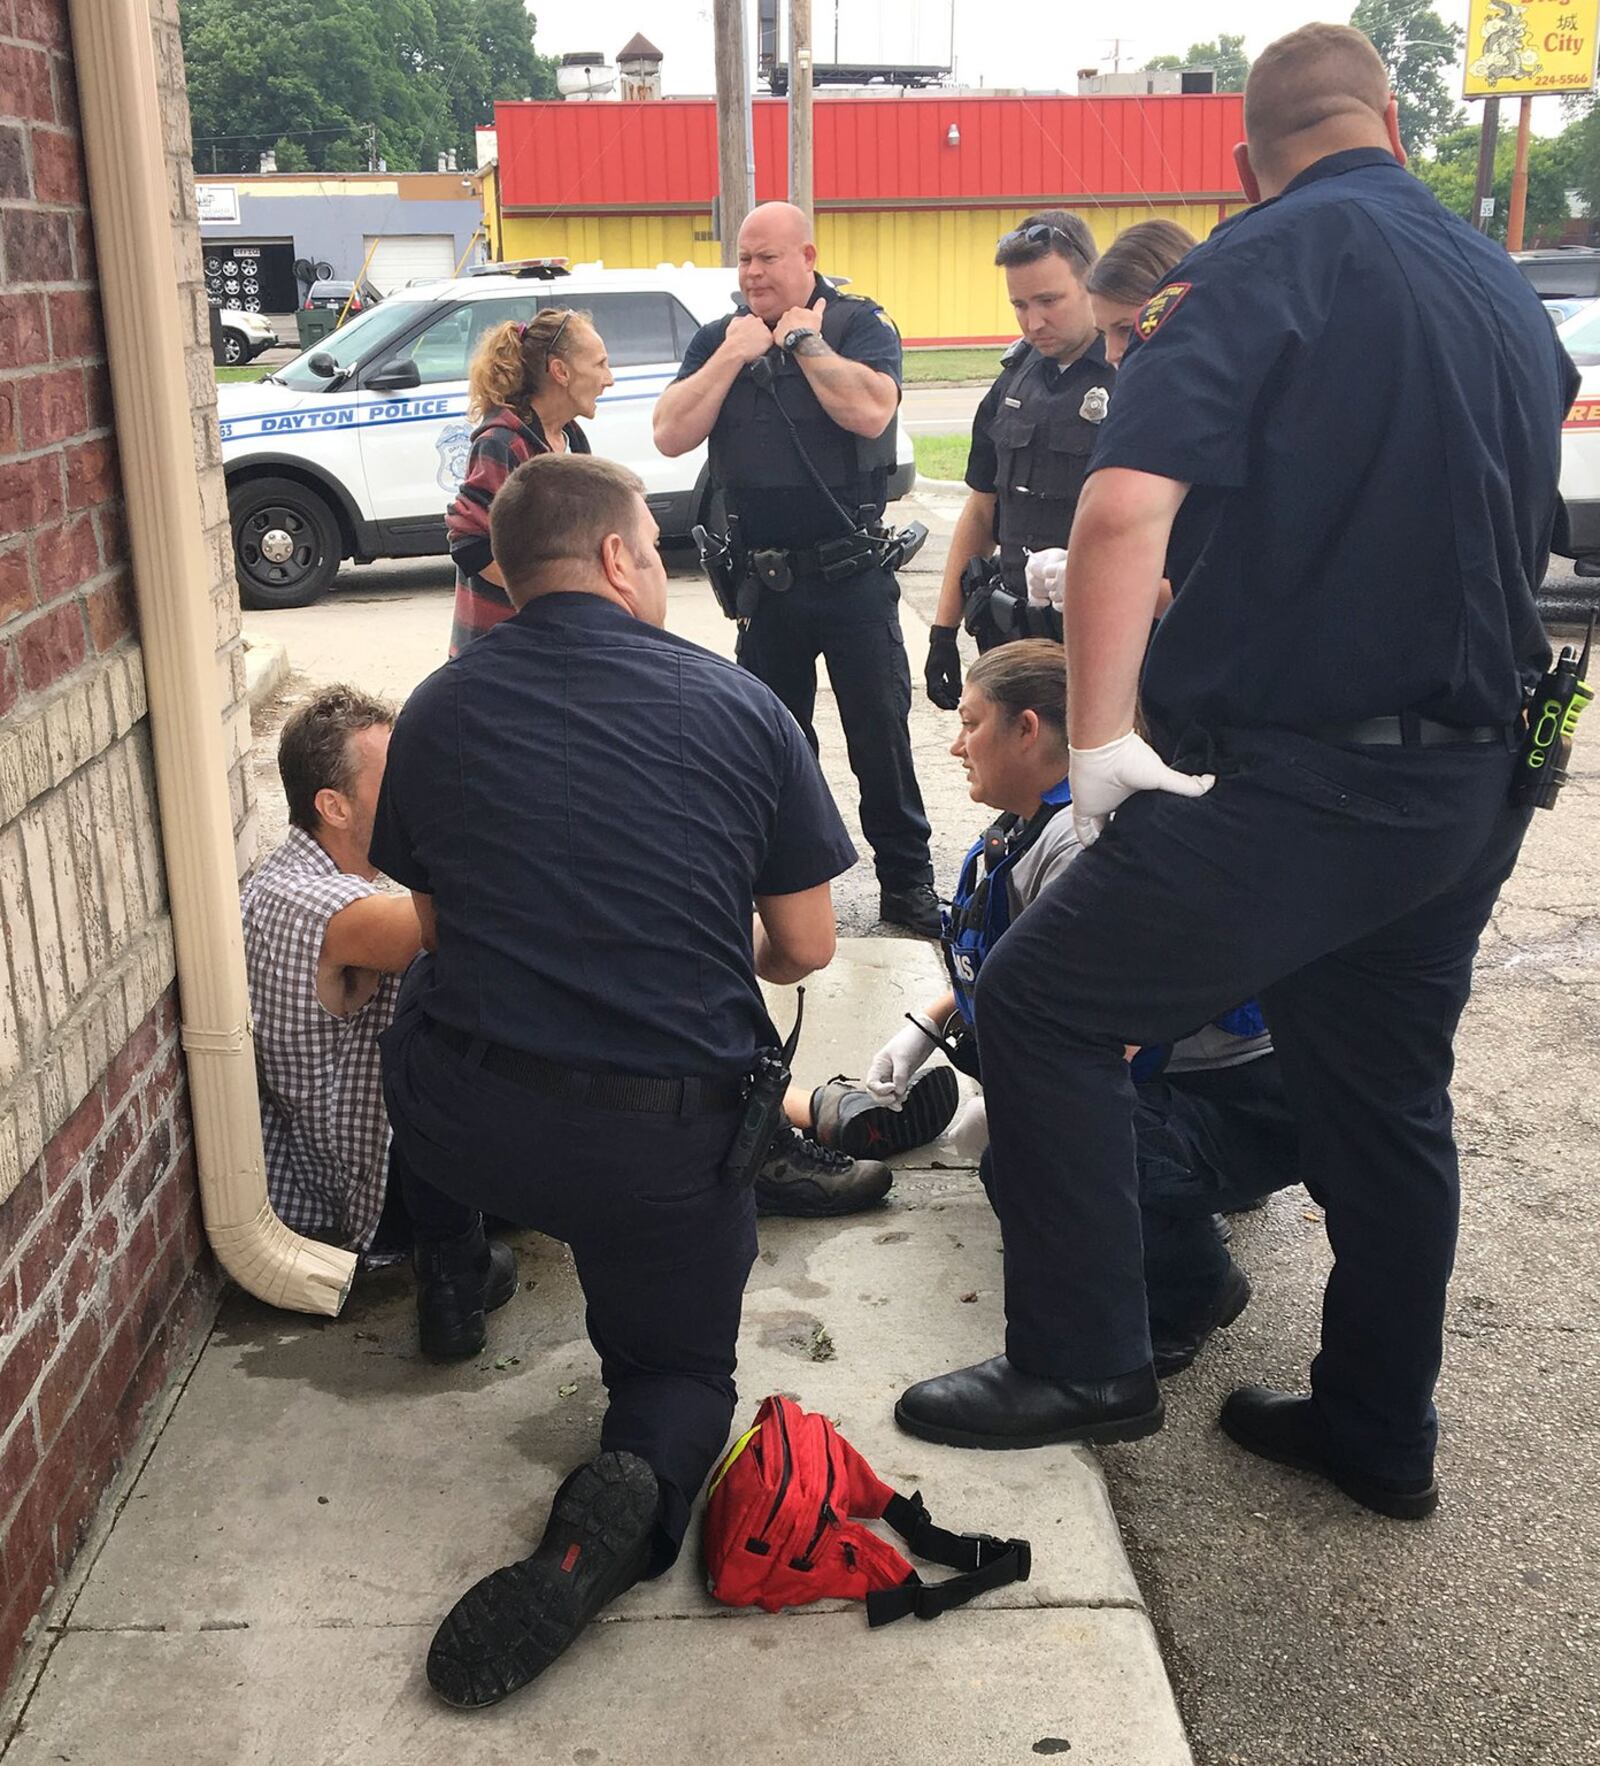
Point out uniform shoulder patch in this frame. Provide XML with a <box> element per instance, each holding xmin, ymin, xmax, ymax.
<box><xmin>1136</xmin><ymin>282</ymin><xmax>1191</xmax><ymax>341</ymax></box>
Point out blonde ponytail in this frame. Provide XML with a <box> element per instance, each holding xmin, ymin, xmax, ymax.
<box><xmin>466</xmin><ymin>307</ymin><xmax>590</xmax><ymax>421</ymax></box>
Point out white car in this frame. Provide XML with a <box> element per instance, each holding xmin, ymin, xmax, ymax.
<box><xmin>216</xmin><ymin>307</ymin><xmax>279</xmax><ymax>367</ymax></box>
<box><xmin>1558</xmin><ymin>301</ymin><xmax>1600</xmax><ymax>571</ymax></box>
<box><xmin>217</xmin><ymin>263</ymin><xmax>917</xmax><ymax>608</ymax></box>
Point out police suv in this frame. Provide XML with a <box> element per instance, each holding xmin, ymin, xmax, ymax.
<box><xmin>219</xmin><ymin>261</ymin><xmax>916</xmax><ymax>608</ymax></box>
<box><xmin>1559</xmin><ymin>300</ymin><xmax>1600</xmax><ymax>576</ymax></box>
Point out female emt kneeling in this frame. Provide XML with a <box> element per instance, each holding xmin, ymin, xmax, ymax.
<box><xmin>445</xmin><ymin>308</ymin><xmax>615</xmax><ymax>654</ymax></box>
<box><xmin>811</xmin><ymin>642</ymin><xmax>1299</xmax><ymax>1375</ymax></box>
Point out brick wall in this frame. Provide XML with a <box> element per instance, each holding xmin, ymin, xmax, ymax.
<box><xmin>0</xmin><ymin>0</ymin><xmax>256</xmax><ymax>1693</ymax></box>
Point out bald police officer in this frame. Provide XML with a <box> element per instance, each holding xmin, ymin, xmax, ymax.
<box><xmin>655</xmin><ymin>201</ymin><xmax>939</xmax><ymax>939</ymax></box>
<box><xmin>897</xmin><ymin>25</ymin><xmax>1578</xmax><ymax>1524</ymax></box>
<box><xmin>925</xmin><ymin>211</ymin><xmax>1113</xmax><ymax>705</ymax></box>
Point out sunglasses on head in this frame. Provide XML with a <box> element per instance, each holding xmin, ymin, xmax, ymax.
<box><xmin>519</xmin><ymin>310</ymin><xmax>573</xmax><ymax>361</ymax></box>
<box><xmin>998</xmin><ymin>222</ymin><xmax>1088</xmax><ymax>263</ymax></box>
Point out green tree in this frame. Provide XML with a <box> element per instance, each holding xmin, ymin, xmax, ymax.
<box><xmin>1145</xmin><ymin>34</ymin><xmax>1251</xmax><ymax>93</ymax></box>
<box><xmin>271</xmin><ymin>136</ymin><xmax>310</xmax><ymax>172</ymax></box>
<box><xmin>429</xmin><ymin>0</ymin><xmax>556</xmax><ymax>170</ymax></box>
<box><xmin>179</xmin><ymin>0</ymin><xmax>552</xmax><ymax>174</ymax></box>
<box><xmin>1412</xmin><ymin>122</ymin><xmax>1570</xmax><ymax>242</ymax></box>
<box><xmin>1557</xmin><ymin>99</ymin><xmax>1600</xmax><ymax>223</ymax></box>
<box><xmin>1351</xmin><ymin>0</ymin><xmax>1463</xmax><ymax>155</ymax></box>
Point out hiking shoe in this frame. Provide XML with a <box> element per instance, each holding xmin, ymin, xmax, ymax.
<box><xmin>426</xmin><ymin>1451</ymin><xmax>659</xmax><ymax>1709</ymax></box>
<box><xmin>810</xmin><ymin>1065</ymin><xmax>960</xmax><ymax>1161</ymax></box>
<box><xmin>753</xmin><ymin>1124</ymin><xmax>893</xmax><ymax>1217</ymax></box>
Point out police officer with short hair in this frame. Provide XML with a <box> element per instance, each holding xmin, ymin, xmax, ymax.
<box><xmin>924</xmin><ymin>211</ymin><xmax>1114</xmax><ymax>708</ymax></box>
<box><xmin>654</xmin><ymin>201</ymin><xmax>939</xmax><ymax>938</ymax></box>
<box><xmin>897</xmin><ymin>24</ymin><xmax>1578</xmax><ymax>1523</ymax></box>
<box><xmin>375</xmin><ymin>452</ymin><xmax>856</xmax><ymax>1709</ymax></box>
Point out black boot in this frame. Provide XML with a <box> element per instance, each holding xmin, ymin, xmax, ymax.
<box><xmin>895</xmin><ymin>1354</ymin><xmax>1163</xmax><ymax>1449</ymax></box>
<box><xmin>413</xmin><ymin>1221</ymin><xmax>518</xmax><ymax>1362</ymax></box>
<box><xmin>1152</xmin><ymin>1263</ymin><xmax>1252</xmax><ymax>1379</ymax></box>
<box><xmin>1219</xmin><ymin>1386</ymin><xmax>1439</xmax><ymax>1520</ymax></box>
<box><xmin>879</xmin><ymin>883</ymin><xmax>942</xmax><ymax>939</ymax></box>
<box><xmin>426</xmin><ymin>1451</ymin><xmax>659</xmax><ymax>1709</ymax></box>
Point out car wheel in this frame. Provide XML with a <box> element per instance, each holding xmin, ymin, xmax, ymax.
<box><xmin>230</xmin><ymin>477</ymin><xmax>341</xmax><ymax>609</ymax></box>
<box><xmin>220</xmin><ymin>327</ymin><xmax>246</xmax><ymax>366</ymax></box>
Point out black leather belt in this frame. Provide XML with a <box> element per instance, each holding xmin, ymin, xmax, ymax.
<box><xmin>1310</xmin><ymin>714</ymin><xmax>1514</xmax><ymax>748</ymax></box>
<box><xmin>424</xmin><ymin>1019</ymin><xmax>743</xmax><ymax>1115</ymax></box>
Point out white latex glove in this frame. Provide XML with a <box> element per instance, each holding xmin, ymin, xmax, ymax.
<box><xmin>864</xmin><ymin>1015</ymin><xmax>939</xmax><ymax>1107</ymax></box>
<box><xmin>946</xmin><ymin>1094</ymin><xmax>989</xmax><ymax>1161</ymax></box>
<box><xmin>1069</xmin><ymin>729</ymin><xmax>1215</xmax><ymax>849</ymax></box>
<box><xmin>1024</xmin><ymin>547</ymin><xmax>1068</xmax><ymax>608</ymax></box>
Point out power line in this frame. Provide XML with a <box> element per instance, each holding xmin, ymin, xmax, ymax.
<box><xmin>192</xmin><ymin>125</ymin><xmax>367</xmax><ymax>145</ymax></box>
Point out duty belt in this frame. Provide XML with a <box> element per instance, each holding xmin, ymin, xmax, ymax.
<box><xmin>424</xmin><ymin>1018</ymin><xmax>744</xmax><ymax>1115</ymax></box>
<box><xmin>1309</xmin><ymin>714</ymin><xmax>1516</xmax><ymax>748</ymax></box>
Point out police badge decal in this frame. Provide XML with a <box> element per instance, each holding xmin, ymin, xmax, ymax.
<box><xmin>1080</xmin><ymin>386</ymin><xmax>1110</xmax><ymax>424</ymax></box>
<box><xmin>436</xmin><ymin>421</ymin><xmax>472</xmax><ymax>494</ymax></box>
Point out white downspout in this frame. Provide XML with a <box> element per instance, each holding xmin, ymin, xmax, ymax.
<box><xmin>68</xmin><ymin>0</ymin><xmax>354</xmax><ymax>1315</ymax></box>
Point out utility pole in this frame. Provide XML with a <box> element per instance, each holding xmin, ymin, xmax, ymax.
<box><xmin>789</xmin><ymin>0</ymin><xmax>814</xmax><ymax>227</ymax></box>
<box><xmin>713</xmin><ymin>0</ymin><xmax>755</xmax><ymax>263</ymax></box>
<box><xmin>1507</xmin><ymin>94</ymin><xmax>1535</xmax><ymax>252</ymax></box>
<box><xmin>1472</xmin><ymin>97</ymin><xmax>1500</xmax><ymax>234</ymax></box>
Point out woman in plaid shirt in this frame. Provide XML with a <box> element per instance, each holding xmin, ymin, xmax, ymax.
<box><xmin>445</xmin><ymin>307</ymin><xmax>614</xmax><ymax>654</ymax></box>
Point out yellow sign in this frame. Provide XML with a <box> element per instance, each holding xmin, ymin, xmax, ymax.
<box><xmin>1464</xmin><ymin>0</ymin><xmax>1600</xmax><ymax>98</ymax></box>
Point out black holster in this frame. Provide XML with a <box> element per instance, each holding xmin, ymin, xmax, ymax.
<box><xmin>694</xmin><ymin>520</ymin><xmax>748</xmax><ymax>621</ymax></box>
<box><xmin>959</xmin><ymin>556</ymin><xmax>1002</xmax><ymax>641</ymax></box>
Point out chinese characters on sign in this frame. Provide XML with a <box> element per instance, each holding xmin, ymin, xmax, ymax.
<box><xmin>1464</xmin><ymin>0</ymin><xmax>1600</xmax><ymax>98</ymax></box>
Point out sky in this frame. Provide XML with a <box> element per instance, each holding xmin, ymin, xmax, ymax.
<box><xmin>528</xmin><ymin>1</ymin><xmax>1471</xmax><ymax>99</ymax></box>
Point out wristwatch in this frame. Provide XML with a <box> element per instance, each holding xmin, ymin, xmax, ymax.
<box><xmin>783</xmin><ymin>326</ymin><xmax>824</xmax><ymax>354</ymax></box>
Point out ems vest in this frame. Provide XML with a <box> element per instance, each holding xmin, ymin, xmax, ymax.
<box><xmin>707</xmin><ymin>292</ymin><xmax>898</xmax><ymax>522</ymax></box>
<box><xmin>940</xmin><ymin>783</ymin><xmax>1270</xmax><ymax>1061</ymax></box>
<box><xmin>940</xmin><ymin>784</ymin><xmax>1074</xmax><ymax>1026</ymax></box>
<box><xmin>990</xmin><ymin>345</ymin><xmax>1105</xmax><ymax>589</ymax></box>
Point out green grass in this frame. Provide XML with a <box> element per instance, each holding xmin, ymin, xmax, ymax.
<box><xmin>216</xmin><ymin>365</ymin><xmax>270</xmax><ymax>383</ymax></box>
<box><xmin>913</xmin><ymin>432</ymin><xmax>970</xmax><ymax>482</ymax></box>
<box><xmin>902</xmin><ymin>346</ymin><xmax>1005</xmax><ymax>384</ymax></box>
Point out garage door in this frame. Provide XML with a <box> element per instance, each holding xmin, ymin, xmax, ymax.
<box><xmin>362</xmin><ymin>234</ymin><xmax>458</xmax><ymax>294</ymax></box>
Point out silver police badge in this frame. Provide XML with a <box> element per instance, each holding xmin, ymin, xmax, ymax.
<box><xmin>1080</xmin><ymin>386</ymin><xmax>1110</xmax><ymax>424</ymax></box>
<box><xmin>436</xmin><ymin>420</ymin><xmax>472</xmax><ymax>494</ymax></box>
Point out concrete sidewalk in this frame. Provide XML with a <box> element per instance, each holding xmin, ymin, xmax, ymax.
<box><xmin>0</xmin><ymin>940</ymin><xmax>1191</xmax><ymax>1765</ymax></box>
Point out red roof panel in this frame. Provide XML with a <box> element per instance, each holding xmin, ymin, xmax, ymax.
<box><xmin>496</xmin><ymin>93</ymin><xmax>1245</xmax><ymax>210</ymax></box>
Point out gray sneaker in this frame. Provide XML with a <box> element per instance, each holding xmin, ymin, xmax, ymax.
<box><xmin>754</xmin><ymin>1124</ymin><xmax>893</xmax><ymax>1218</ymax></box>
<box><xmin>810</xmin><ymin>1065</ymin><xmax>959</xmax><ymax>1162</ymax></box>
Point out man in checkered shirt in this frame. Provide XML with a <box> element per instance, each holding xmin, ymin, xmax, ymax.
<box><xmin>241</xmin><ymin>687</ymin><xmax>435</xmax><ymax>1255</ymax></box>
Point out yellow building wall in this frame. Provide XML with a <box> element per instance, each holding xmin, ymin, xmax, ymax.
<box><xmin>496</xmin><ymin>200</ymin><xmax>1245</xmax><ymax>345</ymax></box>
<box><xmin>500</xmin><ymin>207</ymin><xmax>721</xmax><ymax>272</ymax></box>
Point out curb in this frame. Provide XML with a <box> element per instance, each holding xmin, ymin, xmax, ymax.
<box><xmin>911</xmin><ymin>474</ymin><xmax>969</xmax><ymax>494</ymax></box>
<box><xmin>241</xmin><ymin>634</ymin><xmax>289</xmax><ymax>711</ymax></box>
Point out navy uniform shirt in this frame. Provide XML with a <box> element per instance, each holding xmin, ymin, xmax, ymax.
<box><xmin>674</xmin><ymin>275</ymin><xmax>903</xmax><ymax>547</ymax></box>
<box><xmin>370</xmin><ymin>593</ymin><xmax>857</xmax><ymax>1078</ymax></box>
<box><xmin>1090</xmin><ymin>148</ymin><xmax>1580</xmax><ymax>736</ymax></box>
<box><xmin>964</xmin><ymin>334</ymin><xmax>1115</xmax><ymax>496</ymax></box>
